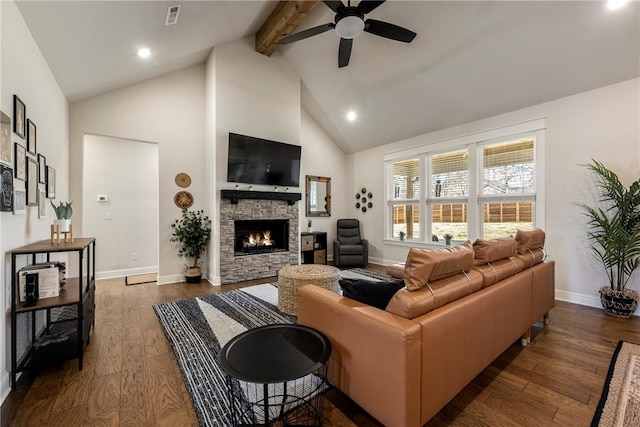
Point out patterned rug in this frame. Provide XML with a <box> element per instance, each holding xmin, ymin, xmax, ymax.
<box><xmin>592</xmin><ymin>341</ymin><xmax>640</xmax><ymax>426</ymax></box>
<box><xmin>153</xmin><ymin>268</ymin><xmax>386</xmax><ymax>426</ymax></box>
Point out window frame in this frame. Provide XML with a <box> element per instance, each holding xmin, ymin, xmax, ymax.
<box><xmin>384</xmin><ymin>118</ymin><xmax>545</xmax><ymax>247</ymax></box>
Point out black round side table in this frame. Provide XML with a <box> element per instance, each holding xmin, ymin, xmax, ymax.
<box><xmin>219</xmin><ymin>324</ymin><xmax>332</xmax><ymax>426</ymax></box>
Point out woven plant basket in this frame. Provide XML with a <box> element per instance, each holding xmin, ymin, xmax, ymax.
<box><xmin>599</xmin><ymin>287</ymin><xmax>639</xmax><ymax>318</ymax></box>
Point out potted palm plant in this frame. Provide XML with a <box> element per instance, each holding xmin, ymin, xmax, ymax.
<box><xmin>170</xmin><ymin>209</ymin><xmax>212</xmax><ymax>283</ymax></box>
<box><xmin>580</xmin><ymin>160</ymin><xmax>640</xmax><ymax>318</ymax></box>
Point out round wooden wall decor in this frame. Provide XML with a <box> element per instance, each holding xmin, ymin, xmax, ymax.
<box><xmin>174</xmin><ymin>191</ymin><xmax>194</xmax><ymax>209</ymax></box>
<box><xmin>175</xmin><ymin>172</ymin><xmax>191</xmax><ymax>188</ymax></box>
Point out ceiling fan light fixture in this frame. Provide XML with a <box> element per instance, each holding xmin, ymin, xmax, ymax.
<box><xmin>335</xmin><ymin>16</ymin><xmax>364</xmax><ymax>39</ymax></box>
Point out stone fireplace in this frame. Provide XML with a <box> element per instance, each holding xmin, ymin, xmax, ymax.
<box><xmin>220</xmin><ymin>190</ymin><xmax>300</xmax><ymax>284</ymax></box>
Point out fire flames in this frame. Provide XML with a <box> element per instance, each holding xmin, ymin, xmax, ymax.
<box><xmin>243</xmin><ymin>230</ymin><xmax>274</xmax><ymax>248</ymax></box>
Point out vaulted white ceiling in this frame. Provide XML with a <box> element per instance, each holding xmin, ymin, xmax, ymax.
<box><xmin>15</xmin><ymin>1</ymin><xmax>640</xmax><ymax>153</ymax></box>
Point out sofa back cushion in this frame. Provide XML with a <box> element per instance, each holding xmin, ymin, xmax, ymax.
<box><xmin>472</xmin><ymin>237</ymin><xmax>517</xmax><ymax>265</ymax></box>
<box><xmin>403</xmin><ymin>241</ymin><xmax>474</xmax><ymax>291</ymax></box>
<box><xmin>386</xmin><ymin>270</ymin><xmax>483</xmax><ymax>318</ymax></box>
<box><xmin>472</xmin><ymin>258</ymin><xmax>520</xmax><ymax>288</ymax></box>
<box><xmin>515</xmin><ymin>229</ymin><xmax>545</xmax><ymax>255</ymax></box>
<box><xmin>515</xmin><ymin>247</ymin><xmax>546</xmax><ymax>268</ymax></box>
<box><xmin>337</xmin><ymin>219</ymin><xmax>362</xmax><ymax>245</ymax></box>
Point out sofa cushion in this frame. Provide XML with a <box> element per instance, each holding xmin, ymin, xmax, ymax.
<box><xmin>386</xmin><ymin>270</ymin><xmax>483</xmax><ymax>318</ymax></box>
<box><xmin>339</xmin><ymin>278</ymin><xmax>406</xmax><ymax>310</ymax></box>
<box><xmin>515</xmin><ymin>229</ymin><xmax>545</xmax><ymax>255</ymax></box>
<box><xmin>472</xmin><ymin>258</ymin><xmax>520</xmax><ymax>288</ymax></box>
<box><xmin>386</xmin><ymin>263</ymin><xmax>405</xmax><ymax>279</ymax></box>
<box><xmin>515</xmin><ymin>247</ymin><xmax>546</xmax><ymax>268</ymax></box>
<box><xmin>339</xmin><ymin>244</ymin><xmax>364</xmax><ymax>255</ymax></box>
<box><xmin>472</xmin><ymin>237</ymin><xmax>517</xmax><ymax>265</ymax></box>
<box><xmin>403</xmin><ymin>241</ymin><xmax>474</xmax><ymax>291</ymax></box>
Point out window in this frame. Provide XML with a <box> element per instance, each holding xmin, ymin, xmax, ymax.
<box><xmin>479</xmin><ymin>139</ymin><xmax>535</xmax><ymax>238</ymax></box>
<box><xmin>391</xmin><ymin>159</ymin><xmax>420</xmax><ymax>240</ymax></box>
<box><xmin>385</xmin><ymin>119</ymin><xmax>544</xmax><ymax>244</ymax></box>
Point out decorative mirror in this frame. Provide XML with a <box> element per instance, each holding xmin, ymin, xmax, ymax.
<box><xmin>306</xmin><ymin>175</ymin><xmax>331</xmax><ymax>217</ymax></box>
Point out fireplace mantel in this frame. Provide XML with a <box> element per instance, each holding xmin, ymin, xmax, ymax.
<box><xmin>221</xmin><ymin>190</ymin><xmax>302</xmax><ymax>205</ymax></box>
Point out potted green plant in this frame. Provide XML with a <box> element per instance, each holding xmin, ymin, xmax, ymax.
<box><xmin>307</xmin><ymin>219</ymin><xmax>313</xmax><ymax>233</ymax></box>
<box><xmin>399</xmin><ymin>230</ymin><xmax>406</xmax><ymax>241</ymax></box>
<box><xmin>170</xmin><ymin>209</ymin><xmax>212</xmax><ymax>283</ymax></box>
<box><xmin>580</xmin><ymin>160</ymin><xmax>640</xmax><ymax>318</ymax></box>
<box><xmin>50</xmin><ymin>201</ymin><xmax>73</xmax><ymax>232</ymax></box>
<box><xmin>443</xmin><ymin>233</ymin><xmax>454</xmax><ymax>246</ymax></box>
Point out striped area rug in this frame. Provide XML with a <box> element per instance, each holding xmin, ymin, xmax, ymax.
<box><xmin>154</xmin><ymin>283</ymin><xmax>317</xmax><ymax>426</ymax></box>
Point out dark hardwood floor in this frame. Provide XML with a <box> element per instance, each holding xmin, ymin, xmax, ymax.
<box><xmin>2</xmin><ymin>265</ymin><xmax>639</xmax><ymax>426</ymax></box>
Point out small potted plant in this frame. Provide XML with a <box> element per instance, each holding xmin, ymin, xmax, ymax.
<box><xmin>443</xmin><ymin>233</ymin><xmax>454</xmax><ymax>246</ymax></box>
<box><xmin>307</xmin><ymin>219</ymin><xmax>313</xmax><ymax>233</ymax></box>
<box><xmin>580</xmin><ymin>160</ymin><xmax>640</xmax><ymax>318</ymax></box>
<box><xmin>50</xmin><ymin>201</ymin><xmax>73</xmax><ymax>232</ymax></box>
<box><xmin>399</xmin><ymin>230</ymin><xmax>406</xmax><ymax>241</ymax></box>
<box><xmin>171</xmin><ymin>209</ymin><xmax>212</xmax><ymax>283</ymax></box>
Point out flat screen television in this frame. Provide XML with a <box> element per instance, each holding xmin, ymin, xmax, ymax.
<box><xmin>227</xmin><ymin>132</ymin><xmax>301</xmax><ymax>187</ymax></box>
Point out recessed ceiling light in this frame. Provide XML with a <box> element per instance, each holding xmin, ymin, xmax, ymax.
<box><xmin>137</xmin><ymin>48</ymin><xmax>151</xmax><ymax>59</ymax></box>
<box><xmin>347</xmin><ymin>111</ymin><xmax>357</xmax><ymax>121</ymax></box>
<box><xmin>607</xmin><ymin>0</ymin><xmax>628</xmax><ymax>10</ymax></box>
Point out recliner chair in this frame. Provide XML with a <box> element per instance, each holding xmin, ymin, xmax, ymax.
<box><xmin>333</xmin><ymin>219</ymin><xmax>368</xmax><ymax>267</ymax></box>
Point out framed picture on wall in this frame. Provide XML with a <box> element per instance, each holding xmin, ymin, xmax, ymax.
<box><xmin>1</xmin><ymin>111</ymin><xmax>11</xmax><ymax>166</ymax></box>
<box><xmin>13</xmin><ymin>95</ymin><xmax>25</xmax><ymax>139</ymax></box>
<box><xmin>46</xmin><ymin>166</ymin><xmax>55</xmax><ymax>199</ymax></box>
<box><xmin>27</xmin><ymin>157</ymin><xmax>38</xmax><ymax>206</ymax></box>
<box><xmin>27</xmin><ymin>119</ymin><xmax>36</xmax><ymax>155</ymax></box>
<box><xmin>38</xmin><ymin>154</ymin><xmax>46</xmax><ymax>183</ymax></box>
<box><xmin>1</xmin><ymin>164</ymin><xmax>14</xmax><ymax>212</ymax></box>
<box><xmin>38</xmin><ymin>188</ymin><xmax>46</xmax><ymax>218</ymax></box>
<box><xmin>14</xmin><ymin>187</ymin><xmax>26</xmax><ymax>215</ymax></box>
<box><xmin>14</xmin><ymin>143</ymin><xmax>26</xmax><ymax>181</ymax></box>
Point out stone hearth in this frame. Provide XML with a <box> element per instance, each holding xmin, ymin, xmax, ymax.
<box><xmin>220</xmin><ymin>196</ymin><xmax>299</xmax><ymax>284</ymax></box>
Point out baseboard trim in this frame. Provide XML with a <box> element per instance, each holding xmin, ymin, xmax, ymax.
<box><xmin>556</xmin><ymin>289</ymin><xmax>639</xmax><ymax>316</ymax></box>
<box><xmin>97</xmin><ymin>266</ymin><xmax>158</xmax><ymax>280</ymax></box>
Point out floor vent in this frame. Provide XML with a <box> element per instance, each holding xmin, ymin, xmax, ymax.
<box><xmin>165</xmin><ymin>5</ymin><xmax>181</xmax><ymax>26</ymax></box>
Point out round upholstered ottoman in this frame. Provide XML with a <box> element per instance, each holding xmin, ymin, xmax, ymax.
<box><xmin>278</xmin><ymin>264</ymin><xmax>340</xmax><ymax>315</ymax></box>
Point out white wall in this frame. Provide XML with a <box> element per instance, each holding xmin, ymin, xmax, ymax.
<box><xmin>300</xmin><ymin>108</ymin><xmax>348</xmax><ymax>258</ymax></box>
<box><xmin>209</xmin><ymin>38</ymin><xmax>302</xmax><ymax>284</ymax></box>
<box><xmin>351</xmin><ymin>78</ymin><xmax>640</xmax><ymax>314</ymax></box>
<box><xmin>83</xmin><ymin>134</ymin><xmax>159</xmax><ymax>278</ymax></box>
<box><xmin>206</xmin><ymin>38</ymin><xmax>349</xmax><ymax>283</ymax></box>
<box><xmin>1</xmin><ymin>0</ymin><xmax>69</xmax><ymax>403</ymax></box>
<box><xmin>69</xmin><ymin>65</ymin><xmax>206</xmax><ymax>284</ymax></box>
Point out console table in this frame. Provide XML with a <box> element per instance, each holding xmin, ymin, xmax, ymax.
<box><xmin>10</xmin><ymin>238</ymin><xmax>96</xmax><ymax>387</ymax></box>
<box><xmin>219</xmin><ymin>324</ymin><xmax>331</xmax><ymax>426</ymax></box>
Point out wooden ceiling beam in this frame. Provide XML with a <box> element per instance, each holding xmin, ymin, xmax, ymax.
<box><xmin>256</xmin><ymin>1</ymin><xmax>321</xmax><ymax>57</ymax></box>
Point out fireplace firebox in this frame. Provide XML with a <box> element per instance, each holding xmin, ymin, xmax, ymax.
<box><xmin>234</xmin><ymin>219</ymin><xmax>289</xmax><ymax>256</ymax></box>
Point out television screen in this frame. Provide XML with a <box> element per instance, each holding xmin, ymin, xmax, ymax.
<box><xmin>227</xmin><ymin>133</ymin><xmax>301</xmax><ymax>187</ymax></box>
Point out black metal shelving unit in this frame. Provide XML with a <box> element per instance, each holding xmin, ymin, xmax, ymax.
<box><xmin>10</xmin><ymin>238</ymin><xmax>96</xmax><ymax>387</ymax></box>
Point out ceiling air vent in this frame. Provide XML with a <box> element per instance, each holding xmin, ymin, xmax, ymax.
<box><xmin>165</xmin><ymin>5</ymin><xmax>181</xmax><ymax>26</ymax></box>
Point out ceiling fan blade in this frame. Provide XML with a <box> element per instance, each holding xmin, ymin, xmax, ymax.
<box><xmin>357</xmin><ymin>0</ymin><xmax>386</xmax><ymax>15</ymax></box>
<box><xmin>364</xmin><ymin>19</ymin><xmax>416</xmax><ymax>43</ymax></box>
<box><xmin>338</xmin><ymin>38</ymin><xmax>353</xmax><ymax>68</ymax></box>
<box><xmin>279</xmin><ymin>23</ymin><xmax>334</xmax><ymax>44</ymax></box>
<box><xmin>323</xmin><ymin>0</ymin><xmax>345</xmax><ymax>13</ymax></box>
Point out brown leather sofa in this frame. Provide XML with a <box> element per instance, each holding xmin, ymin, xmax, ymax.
<box><xmin>298</xmin><ymin>230</ymin><xmax>554</xmax><ymax>427</ymax></box>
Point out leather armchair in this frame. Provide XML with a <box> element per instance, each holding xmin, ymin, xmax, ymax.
<box><xmin>333</xmin><ymin>219</ymin><xmax>368</xmax><ymax>267</ymax></box>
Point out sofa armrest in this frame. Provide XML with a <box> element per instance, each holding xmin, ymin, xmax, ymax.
<box><xmin>298</xmin><ymin>285</ymin><xmax>422</xmax><ymax>427</ymax></box>
<box><xmin>362</xmin><ymin>239</ymin><xmax>369</xmax><ymax>265</ymax></box>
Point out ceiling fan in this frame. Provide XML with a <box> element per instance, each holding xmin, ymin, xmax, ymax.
<box><xmin>279</xmin><ymin>0</ymin><xmax>416</xmax><ymax>68</ymax></box>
